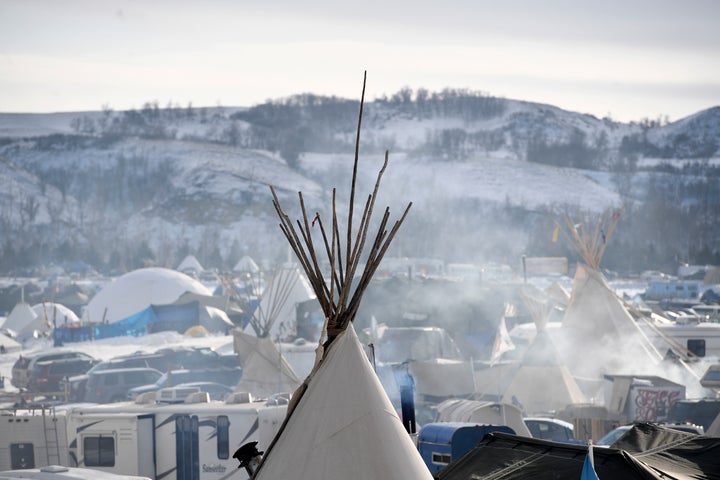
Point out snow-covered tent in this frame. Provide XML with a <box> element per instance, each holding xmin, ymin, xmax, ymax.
<box><xmin>176</xmin><ymin>254</ymin><xmax>204</xmax><ymax>275</ymax></box>
<box><xmin>233</xmin><ymin>329</ymin><xmax>303</xmax><ymax>398</ymax></box>
<box><xmin>1</xmin><ymin>302</ymin><xmax>40</xmax><ymax>342</ymax></box>
<box><xmin>32</xmin><ymin>302</ymin><xmax>80</xmax><ymax>327</ymax></box>
<box><xmin>82</xmin><ymin>267</ymin><xmax>212</xmax><ymax>324</ymax></box>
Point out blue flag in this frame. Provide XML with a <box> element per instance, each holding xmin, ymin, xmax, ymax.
<box><xmin>581</xmin><ymin>443</ymin><xmax>599</xmax><ymax>480</ymax></box>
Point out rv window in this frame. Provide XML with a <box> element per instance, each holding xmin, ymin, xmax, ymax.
<box><xmin>217</xmin><ymin>416</ymin><xmax>229</xmax><ymax>459</ymax></box>
<box><xmin>10</xmin><ymin>443</ymin><xmax>35</xmax><ymax>469</ymax></box>
<box><xmin>431</xmin><ymin>452</ymin><xmax>451</xmax><ymax>465</ymax></box>
<box><xmin>688</xmin><ymin>339</ymin><xmax>706</xmax><ymax>357</ymax></box>
<box><xmin>84</xmin><ymin>435</ymin><xmax>115</xmax><ymax>467</ymax></box>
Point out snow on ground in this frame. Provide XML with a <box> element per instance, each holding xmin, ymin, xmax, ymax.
<box><xmin>301</xmin><ymin>151</ymin><xmax>621</xmax><ymax>213</ymax></box>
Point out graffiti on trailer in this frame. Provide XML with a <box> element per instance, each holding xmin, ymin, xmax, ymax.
<box><xmin>632</xmin><ymin>387</ymin><xmax>683</xmax><ymax>422</ymax></box>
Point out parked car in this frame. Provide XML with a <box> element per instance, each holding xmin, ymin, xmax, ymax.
<box><xmin>83</xmin><ymin>367</ymin><xmax>163</xmax><ymax>403</ymax></box>
<box><xmin>63</xmin><ymin>355</ymin><xmax>160</xmax><ymax>402</ymax></box>
<box><xmin>127</xmin><ymin>367</ymin><xmax>242</xmax><ymax>399</ymax></box>
<box><xmin>524</xmin><ymin>417</ymin><xmax>579</xmax><ymax>443</ymax></box>
<box><xmin>26</xmin><ymin>356</ymin><xmax>99</xmax><ymax>393</ymax></box>
<box><xmin>11</xmin><ymin>350</ymin><xmax>97</xmax><ymax>390</ymax></box>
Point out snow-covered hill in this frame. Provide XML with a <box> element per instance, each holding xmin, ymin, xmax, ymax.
<box><xmin>0</xmin><ymin>93</ymin><xmax>718</xmax><ymax>273</ymax></box>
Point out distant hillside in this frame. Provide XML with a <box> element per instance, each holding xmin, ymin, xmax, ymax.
<box><xmin>0</xmin><ymin>91</ymin><xmax>718</xmax><ymax>275</ymax></box>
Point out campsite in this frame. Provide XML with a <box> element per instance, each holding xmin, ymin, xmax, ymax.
<box><xmin>1</xmin><ymin>77</ymin><xmax>720</xmax><ymax>480</ymax></box>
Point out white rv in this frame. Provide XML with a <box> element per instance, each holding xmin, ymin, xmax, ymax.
<box><xmin>1</xmin><ymin>389</ymin><xmax>288</xmax><ymax>480</ymax></box>
<box><xmin>0</xmin><ymin>407</ymin><xmax>70</xmax><ymax>471</ymax></box>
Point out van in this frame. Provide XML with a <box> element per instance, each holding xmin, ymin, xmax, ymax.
<box><xmin>83</xmin><ymin>368</ymin><xmax>163</xmax><ymax>403</ymax></box>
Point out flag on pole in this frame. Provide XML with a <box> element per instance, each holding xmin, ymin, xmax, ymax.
<box><xmin>581</xmin><ymin>441</ymin><xmax>599</xmax><ymax>480</ymax></box>
<box><xmin>552</xmin><ymin>224</ymin><xmax>560</xmax><ymax>243</ymax></box>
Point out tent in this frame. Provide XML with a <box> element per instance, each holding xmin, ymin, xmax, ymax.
<box><xmin>233</xmin><ymin>329</ymin><xmax>302</xmax><ymax>397</ymax></box>
<box><xmin>174</xmin><ymin>291</ymin><xmax>244</xmax><ymax>321</ymax></box>
<box><xmin>244</xmin><ymin>264</ymin><xmax>315</xmax><ymax>341</ymax></box>
<box><xmin>32</xmin><ymin>302</ymin><xmax>80</xmax><ymax>327</ymax></box>
<box><xmin>0</xmin><ymin>331</ymin><xmax>22</xmax><ymax>352</ymax></box>
<box><xmin>233</xmin><ymin>255</ymin><xmax>260</xmax><ymax>273</ymax></box>
<box><xmin>254</xmin><ymin>325</ymin><xmax>431</xmax><ymax>479</ymax></box>
<box><xmin>176</xmin><ymin>254</ymin><xmax>204</xmax><ymax>275</ymax></box>
<box><xmin>500</xmin><ymin>286</ymin><xmax>586</xmax><ymax>414</ymax></box>
<box><xmin>252</xmin><ymin>78</ymin><xmax>431</xmax><ymax>480</ymax></box>
<box><xmin>1</xmin><ymin>302</ymin><xmax>40</xmax><ymax>342</ymax></box>
<box><xmin>557</xmin><ymin>211</ymin><xmax>663</xmax><ymax>379</ymax></box>
<box><xmin>82</xmin><ymin>267</ymin><xmax>212</xmax><ymax>324</ymax></box>
<box><xmin>434</xmin><ymin>398</ymin><xmax>531</xmax><ymax>437</ymax></box>
<box><xmin>55</xmin><ymin>301</ymin><xmax>233</xmax><ymax>343</ymax></box>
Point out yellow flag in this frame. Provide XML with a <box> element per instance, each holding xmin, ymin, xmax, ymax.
<box><xmin>552</xmin><ymin>225</ymin><xmax>559</xmax><ymax>243</ymax></box>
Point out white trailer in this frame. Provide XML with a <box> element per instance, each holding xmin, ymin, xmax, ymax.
<box><xmin>0</xmin><ymin>407</ymin><xmax>70</xmax><ymax>471</ymax></box>
<box><xmin>64</xmin><ymin>391</ymin><xmax>287</xmax><ymax>480</ymax></box>
<box><xmin>0</xmin><ymin>389</ymin><xmax>287</xmax><ymax>480</ymax></box>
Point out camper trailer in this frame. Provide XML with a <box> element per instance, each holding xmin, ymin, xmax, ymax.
<box><xmin>1</xmin><ymin>390</ymin><xmax>287</xmax><ymax>480</ymax></box>
<box><xmin>0</xmin><ymin>407</ymin><xmax>70</xmax><ymax>471</ymax></box>
<box><xmin>63</xmin><ymin>391</ymin><xmax>287</xmax><ymax>480</ymax></box>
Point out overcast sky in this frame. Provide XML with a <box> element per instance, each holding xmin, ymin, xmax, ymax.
<box><xmin>1</xmin><ymin>0</ymin><xmax>719</xmax><ymax>122</ymax></box>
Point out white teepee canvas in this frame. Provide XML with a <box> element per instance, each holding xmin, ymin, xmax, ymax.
<box><xmin>501</xmin><ymin>286</ymin><xmax>586</xmax><ymax>414</ymax></box>
<box><xmin>555</xmin><ymin>211</ymin><xmax>662</xmax><ymax>379</ymax></box>
<box><xmin>254</xmin><ymin>325</ymin><xmax>432</xmax><ymax>480</ymax></box>
<box><xmin>233</xmin><ymin>330</ymin><xmax>302</xmax><ymax>397</ymax></box>
<box><xmin>251</xmin><ymin>74</ymin><xmax>424</xmax><ymax>479</ymax></box>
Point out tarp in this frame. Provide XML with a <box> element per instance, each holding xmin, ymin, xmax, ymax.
<box><xmin>437</xmin><ymin>432</ymin><xmax>655</xmax><ymax>480</ymax></box>
<box><xmin>611</xmin><ymin>422</ymin><xmax>720</xmax><ymax>478</ymax></box>
<box><xmin>54</xmin><ymin>301</ymin><xmax>233</xmax><ymax>343</ymax></box>
<box><xmin>436</xmin><ymin>423</ymin><xmax>720</xmax><ymax>480</ymax></box>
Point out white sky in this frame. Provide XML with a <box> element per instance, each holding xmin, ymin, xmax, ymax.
<box><xmin>1</xmin><ymin>0</ymin><xmax>719</xmax><ymax>122</ymax></box>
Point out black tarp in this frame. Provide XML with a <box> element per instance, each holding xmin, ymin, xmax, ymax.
<box><xmin>436</xmin><ymin>423</ymin><xmax>720</xmax><ymax>480</ymax></box>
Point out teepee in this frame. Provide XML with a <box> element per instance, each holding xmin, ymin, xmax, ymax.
<box><xmin>558</xmin><ymin>210</ymin><xmax>662</xmax><ymax>379</ymax></box>
<box><xmin>501</xmin><ymin>285</ymin><xmax>586</xmax><ymax>414</ymax></box>
<box><xmin>244</xmin><ymin>264</ymin><xmax>315</xmax><ymax>341</ymax></box>
<box><xmin>251</xmin><ymin>73</ymin><xmax>431</xmax><ymax>480</ymax></box>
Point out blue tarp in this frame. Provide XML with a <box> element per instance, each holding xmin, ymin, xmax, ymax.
<box><xmin>54</xmin><ymin>301</ymin><xmax>203</xmax><ymax>344</ymax></box>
